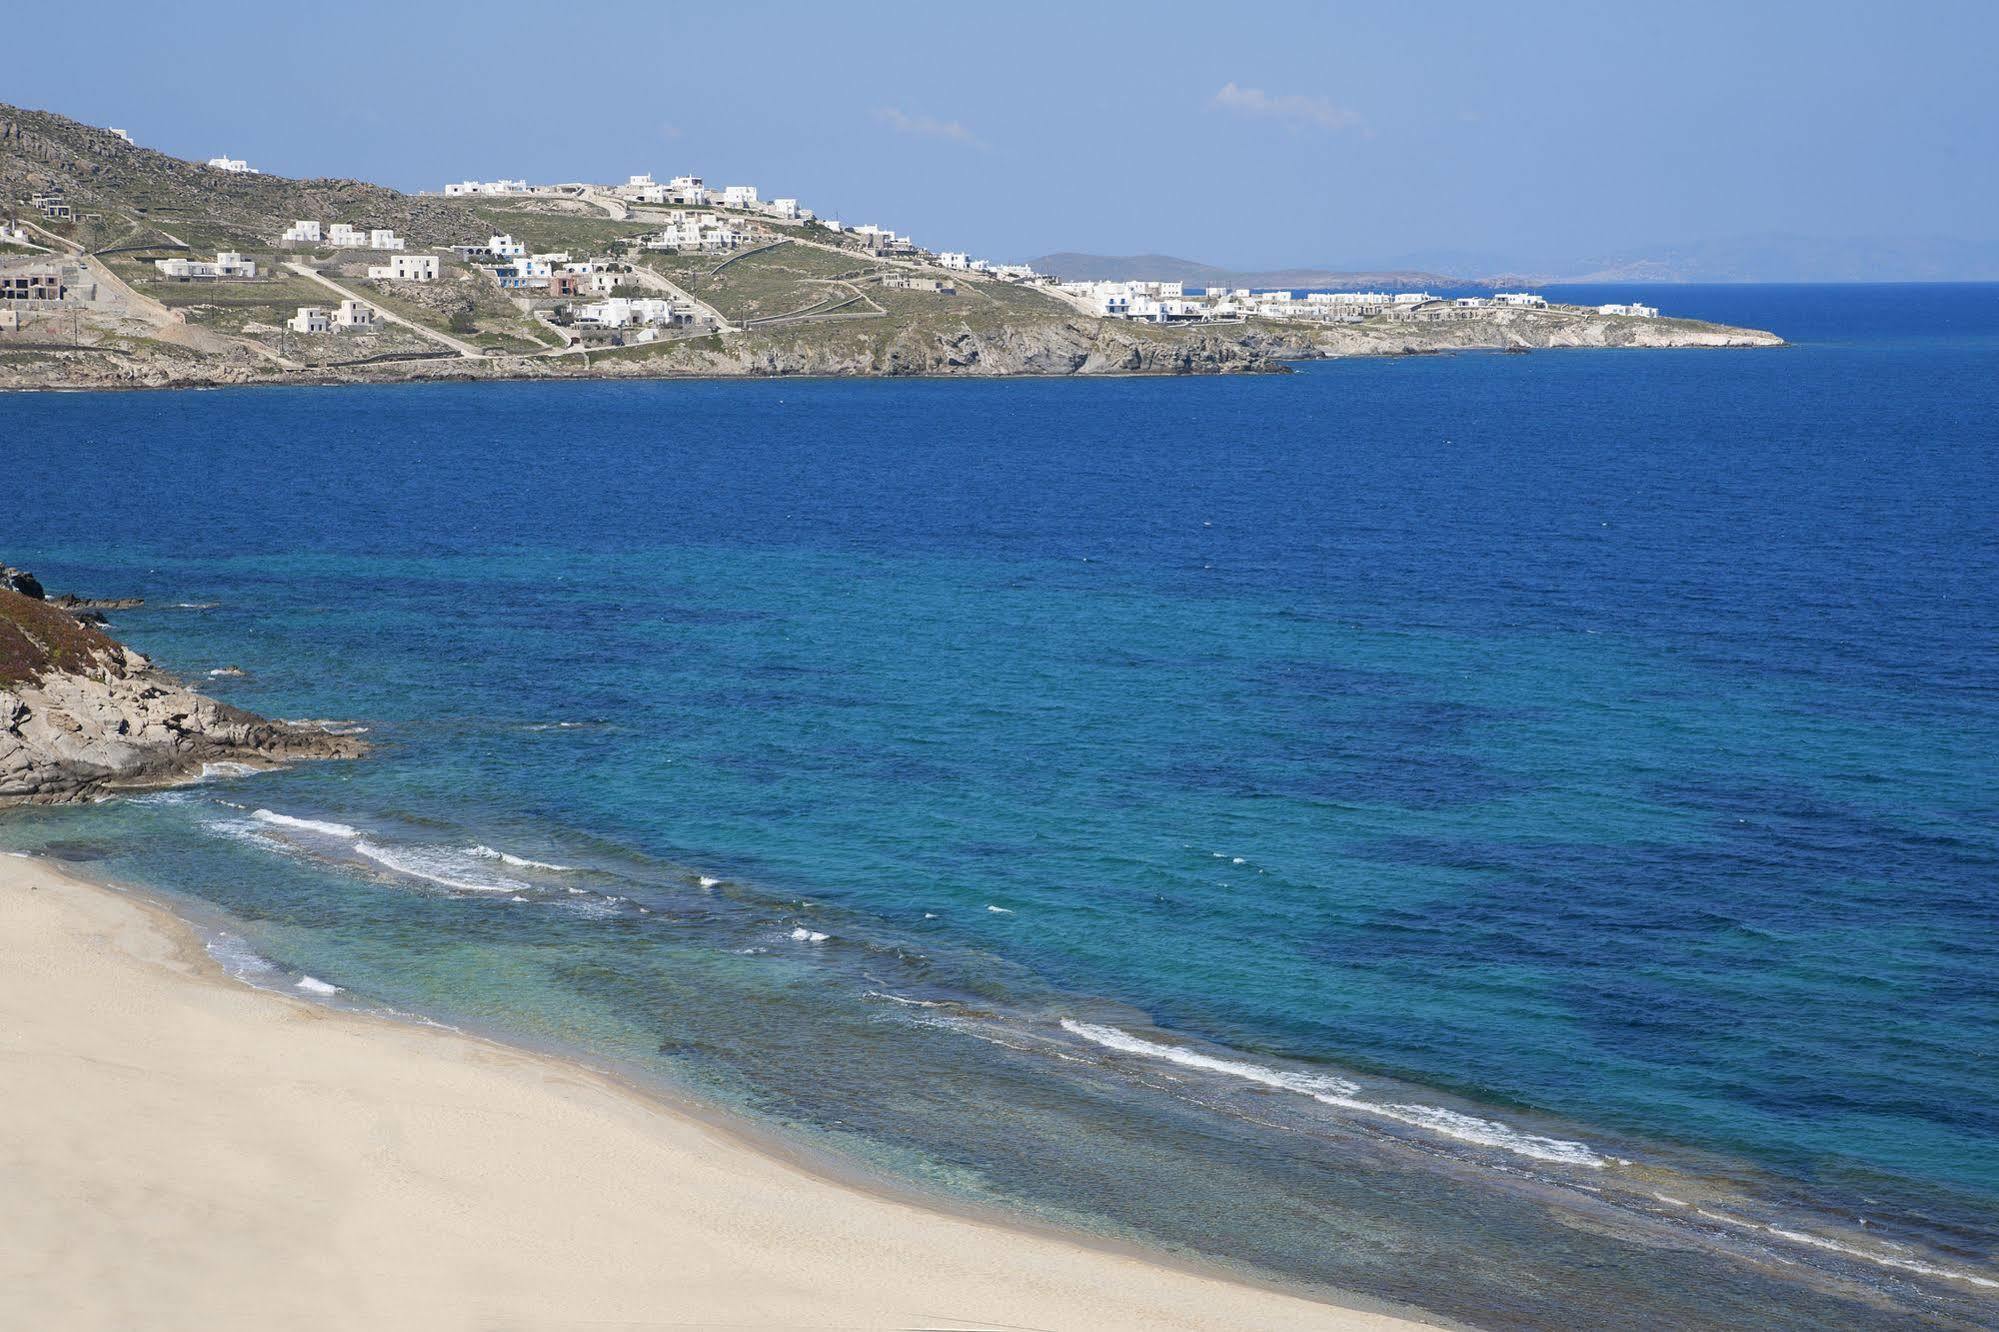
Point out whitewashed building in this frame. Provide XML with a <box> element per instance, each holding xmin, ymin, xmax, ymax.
<box><xmin>1491</xmin><ymin>292</ymin><xmax>1548</xmax><ymax>308</ymax></box>
<box><xmin>487</xmin><ymin>234</ymin><xmax>526</xmax><ymax>258</ymax></box>
<box><xmin>444</xmin><ymin>179</ymin><xmax>529</xmax><ymax>196</ymax></box>
<box><xmin>327</xmin><ymin>223</ymin><xmax>367</xmax><ymax>248</ymax></box>
<box><xmin>367</xmin><ymin>253</ymin><xmax>440</xmax><ymax>282</ymax></box>
<box><xmin>937</xmin><ymin>252</ymin><xmax>970</xmax><ymax>270</ymax></box>
<box><xmin>207</xmin><ymin>156</ymin><xmax>259</xmax><ymax>174</ymax></box>
<box><xmin>287</xmin><ymin>306</ymin><xmax>331</xmax><ymax>334</ymax></box>
<box><xmin>573</xmin><ymin>296</ymin><xmax>693</xmax><ymax>328</ymax></box>
<box><xmin>280</xmin><ymin>220</ymin><xmax>322</xmax><ymax>245</ymax></box>
<box><xmin>368</xmin><ymin>229</ymin><xmax>406</xmax><ymax>251</ymax></box>
<box><xmin>333</xmin><ymin>298</ymin><xmax>376</xmax><ymax>329</ymax></box>
<box><xmin>154</xmin><ymin>250</ymin><xmax>258</xmax><ymax>280</ymax></box>
<box><xmin>721</xmin><ymin>184</ymin><xmax>759</xmax><ymax>208</ymax></box>
<box><xmin>1598</xmin><ymin>301</ymin><xmax>1659</xmax><ymax>318</ymax></box>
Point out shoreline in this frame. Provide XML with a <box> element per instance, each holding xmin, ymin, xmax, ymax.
<box><xmin>0</xmin><ymin>334</ymin><xmax>1785</xmax><ymax>396</ymax></box>
<box><xmin>0</xmin><ymin>849</ymin><xmax>1446</xmax><ymax>1331</ymax></box>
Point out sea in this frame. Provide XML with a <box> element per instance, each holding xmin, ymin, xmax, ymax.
<box><xmin>3</xmin><ymin>283</ymin><xmax>1995</xmax><ymax>1329</ymax></box>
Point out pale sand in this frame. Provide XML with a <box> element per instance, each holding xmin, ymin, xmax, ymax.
<box><xmin>0</xmin><ymin>855</ymin><xmax>1440</xmax><ymax>1331</ymax></box>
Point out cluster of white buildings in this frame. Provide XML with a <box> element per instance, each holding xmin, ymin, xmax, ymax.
<box><xmin>206</xmin><ymin>155</ymin><xmax>259</xmax><ymax>174</ymax></box>
<box><xmin>443</xmin><ymin>179</ymin><xmax>530</xmax><ymax>197</ymax></box>
<box><xmin>287</xmin><ymin>298</ymin><xmax>376</xmax><ymax>334</ymax></box>
<box><xmin>278</xmin><ymin>220</ymin><xmax>407</xmax><ymax>250</ymax></box>
<box><xmin>154</xmin><ymin>250</ymin><xmax>258</xmax><ymax>281</ymax></box>
<box><xmin>571</xmin><ymin>295</ymin><xmax>707</xmax><ymax>333</ymax></box>
<box><xmin>641</xmin><ymin>212</ymin><xmax>749</xmax><ymax>253</ymax></box>
<box><xmin>615</xmin><ymin>175</ymin><xmax>804</xmax><ymax>222</ymax></box>
<box><xmin>1597</xmin><ymin>300</ymin><xmax>1659</xmax><ymax>318</ymax></box>
<box><xmin>1047</xmin><ymin>279</ymin><xmax>1655</xmax><ymax>326</ymax></box>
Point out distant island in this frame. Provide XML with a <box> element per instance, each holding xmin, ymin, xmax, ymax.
<box><xmin>1</xmin><ymin>102</ymin><xmax>1779</xmax><ymax>392</ymax></box>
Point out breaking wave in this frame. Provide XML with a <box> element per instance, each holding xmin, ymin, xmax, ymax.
<box><xmin>1060</xmin><ymin>1020</ymin><xmax>1604</xmax><ymax>1168</ymax></box>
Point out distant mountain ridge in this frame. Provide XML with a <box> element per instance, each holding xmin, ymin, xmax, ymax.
<box><xmin>1023</xmin><ymin>253</ymin><xmax>1497</xmax><ymax>291</ymax></box>
<box><xmin>1034</xmin><ymin>235</ymin><xmax>1999</xmax><ymax>288</ymax></box>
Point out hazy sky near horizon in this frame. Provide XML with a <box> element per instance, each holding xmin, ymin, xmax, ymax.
<box><xmin>15</xmin><ymin>1</ymin><xmax>1997</xmax><ymax>269</ymax></box>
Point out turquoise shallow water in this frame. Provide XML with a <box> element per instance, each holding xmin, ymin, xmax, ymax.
<box><xmin>4</xmin><ymin>284</ymin><xmax>1997</xmax><ymax>1328</ymax></box>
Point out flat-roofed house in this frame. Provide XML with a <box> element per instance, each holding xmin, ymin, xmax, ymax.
<box><xmin>368</xmin><ymin>253</ymin><xmax>440</xmax><ymax>282</ymax></box>
<box><xmin>288</xmin><ymin>305</ymin><xmax>331</xmax><ymax>334</ymax></box>
<box><xmin>281</xmin><ymin>220</ymin><xmax>322</xmax><ymax>245</ymax></box>
<box><xmin>333</xmin><ymin>298</ymin><xmax>376</xmax><ymax>329</ymax></box>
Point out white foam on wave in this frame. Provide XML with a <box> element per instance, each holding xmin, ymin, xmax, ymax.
<box><xmin>251</xmin><ymin>809</ymin><xmax>360</xmax><ymax>838</ymax></box>
<box><xmin>790</xmin><ymin>927</ymin><xmax>829</xmax><ymax>943</ymax></box>
<box><xmin>697</xmin><ymin>875</ymin><xmax>720</xmax><ymax>889</ymax></box>
<box><xmin>864</xmin><ymin>991</ymin><xmax>950</xmax><ymax>1008</ymax></box>
<box><xmin>294</xmin><ymin>976</ymin><xmax>342</xmax><ymax>995</ymax></box>
<box><xmin>466</xmin><ymin>845</ymin><xmax>573</xmax><ymax>872</ymax></box>
<box><xmin>1062</xmin><ymin>1020</ymin><xmax>1362</xmax><ymax>1098</ymax></box>
<box><xmin>354</xmin><ymin>841</ymin><xmax>525</xmax><ymax>894</ymax></box>
<box><xmin>1060</xmin><ymin>1019</ymin><xmax>1604</xmax><ymax>1168</ymax></box>
<box><xmin>204</xmin><ymin>932</ymin><xmax>276</xmax><ymax>979</ymax></box>
<box><xmin>200</xmin><ymin>761</ymin><xmax>262</xmax><ymax>779</ymax></box>
<box><xmin>987</xmin><ymin>905</ymin><xmax>1014</xmax><ymax>915</ymax></box>
<box><xmin>1668</xmin><ymin>1199</ymin><xmax>1999</xmax><ymax>1289</ymax></box>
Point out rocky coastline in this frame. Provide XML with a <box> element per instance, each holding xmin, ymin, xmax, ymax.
<box><xmin>0</xmin><ymin>570</ymin><xmax>363</xmax><ymax>805</ymax></box>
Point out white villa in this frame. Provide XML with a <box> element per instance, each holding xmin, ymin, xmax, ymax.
<box><xmin>154</xmin><ymin>251</ymin><xmax>258</xmax><ymax>280</ymax></box>
<box><xmin>332</xmin><ymin>298</ymin><xmax>376</xmax><ymax>329</ymax></box>
<box><xmin>327</xmin><ymin>224</ymin><xmax>367</xmax><ymax>248</ymax></box>
<box><xmin>487</xmin><ymin>234</ymin><xmax>526</xmax><ymax>258</ymax></box>
<box><xmin>669</xmin><ymin>175</ymin><xmax>707</xmax><ymax>204</ymax></box>
<box><xmin>108</xmin><ymin>128</ymin><xmax>133</xmax><ymax>143</ymax></box>
<box><xmin>287</xmin><ymin>306</ymin><xmax>331</xmax><ymax>334</ymax></box>
<box><xmin>367</xmin><ymin>253</ymin><xmax>440</xmax><ymax>282</ymax></box>
<box><xmin>206</xmin><ymin>156</ymin><xmax>259</xmax><ymax>174</ymax></box>
<box><xmin>573</xmin><ymin>296</ymin><xmax>695</xmax><ymax>329</ymax></box>
<box><xmin>937</xmin><ymin>252</ymin><xmax>970</xmax><ymax>270</ymax></box>
<box><xmin>1598</xmin><ymin>301</ymin><xmax>1660</xmax><ymax>318</ymax></box>
<box><xmin>443</xmin><ymin>179</ymin><xmax>528</xmax><ymax>196</ymax></box>
<box><xmin>1492</xmin><ymin>292</ymin><xmax>1549</xmax><ymax>308</ymax></box>
<box><xmin>280</xmin><ymin>220</ymin><xmax>322</xmax><ymax>245</ymax></box>
<box><xmin>721</xmin><ymin>184</ymin><xmax>759</xmax><ymax>208</ymax></box>
<box><xmin>368</xmin><ymin>229</ymin><xmax>405</xmax><ymax>251</ymax></box>
<box><xmin>642</xmin><ymin>213</ymin><xmax>746</xmax><ymax>253</ymax></box>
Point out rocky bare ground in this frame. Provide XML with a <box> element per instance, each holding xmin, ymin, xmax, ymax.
<box><xmin>0</xmin><ymin>575</ymin><xmax>363</xmax><ymax>806</ymax></box>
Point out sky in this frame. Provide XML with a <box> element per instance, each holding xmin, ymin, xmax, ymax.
<box><xmin>11</xmin><ymin>0</ymin><xmax>1999</xmax><ymax>271</ymax></box>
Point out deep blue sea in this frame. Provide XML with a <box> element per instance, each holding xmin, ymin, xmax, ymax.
<box><xmin>4</xmin><ymin>284</ymin><xmax>1996</xmax><ymax>1329</ymax></box>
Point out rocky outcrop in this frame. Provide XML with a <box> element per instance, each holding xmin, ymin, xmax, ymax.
<box><xmin>1236</xmin><ymin>307</ymin><xmax>1784</xmax><ymax>360</ymax></box>
<box><xmin>0</xmin><ymin>584</ymin><xmax>362</xmax><ymax>806</ymax></box>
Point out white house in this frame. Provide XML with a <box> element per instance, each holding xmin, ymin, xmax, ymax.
<box><xmin>586</xmin><ymin>271</ymin><xmax>625</xmax><ymax>294</ymax></box>
<box><xmin>1597</xmin><ymin>301</ymin><xmax>1659</xmax><ymax>318</ymax></box>
<box><xmin>368</xmin><ymin>229</ymin><xmax>405</xmax><ymax>251</ymax></box>
<box><xmin>333</xmin><ymin>298</ymin><xmax>376</xmax><ymax>329</ymax></box>
<box><xmin>327</xmin><ymin>223</ymin><xmax>367</xmax><ymax>248</ymax></box>
<box><xmin>666</xmin><ymin>175</ymin><xmax>708</xmax><ymax>205</ymax></box>
<box><xmin>485</xmin><ymin>234</ymin><xmax>526</xmax><ymax>259</ymax></box>
<box><xmin>367</xmin><ymin>253</ymin><xmax>440</xmax><ymax>282</ymax></box>
<box><xmin>287</xmin><ymin>306</ymin><xmax>331</xmax><ymax>334</ymax></box>
<box><xmin>1491</xmin><ymin>292</ymin><xmax>1548</xmax><ymax>308</ymax></box>
<box><xmin>280</xmin><ymin>220</ymin><xmax>322</xmax><ymax>245</ymax></box>
<box><xmin>573</xmin><ymin>296</ymin><xmax>692</xmax><ymax>328</ymax></box>
<box><xmin>767</xmin><ymin>197</ymin><xmax>801</xmax><ymax>220</ymax></box>
<box><xmin>721</xmin><ymin>184</ymin><xmax>759</xmax><ymax>208</ymax></box>
<box><xmin>207</xmin><ymin>156</ymin><xmax>258</xmax><ymax>174</ymax></box>
<box><xmin>444</xmin><ymin>179</ymin><xmax>528</xmax><ymax>196</ymax></box>
<box><xmin>937</xmin><ymin>252</ymin><xmax>970</xmax><ymax>270</ymax></box>
<box><xmin>643</xmin><ymin>213</ymin><xmax>745</xmax><ymax>252</ymax></box>
<box><xmin>108</xmin><ymin>127</ymin><xmax>133</xmax><ymax>143</ymax></box>
<box><xmin>153</xmin><ymin>250</ymin><xmax>258</xmax><ymax>280</ymax></box>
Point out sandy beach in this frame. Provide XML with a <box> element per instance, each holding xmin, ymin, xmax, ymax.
<box><xmin>0</xmin><ymin>853</ymin><xmax>1437</xmax><ymax>1332</ymax></box>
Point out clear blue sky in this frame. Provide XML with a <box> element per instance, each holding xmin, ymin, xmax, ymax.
<box><xmin>13</xmin><ymin>0</ymin><xmax>1997</xmax><ymax>269</ymax></box>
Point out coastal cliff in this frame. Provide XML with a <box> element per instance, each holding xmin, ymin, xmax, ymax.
<box><xmin>0</xmin><ymin>579</ymin><xmax>361</xmax><ymax>805</ymax></box>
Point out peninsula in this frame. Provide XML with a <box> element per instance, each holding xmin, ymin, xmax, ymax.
<box><xmin>1</xmin><ymin>102</ymin><xmax>1780</xmax><ymax>392</ymax></box>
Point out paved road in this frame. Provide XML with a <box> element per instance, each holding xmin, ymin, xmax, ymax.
<box><xmin>285</xmin><ymin>262</ymin><xmax>483</xmax><ymax>357</ymax></box>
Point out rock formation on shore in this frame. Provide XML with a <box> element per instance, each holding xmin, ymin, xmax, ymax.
<box><xmin>0</xmin><ymin>578</ymin><xmax>362</xmax><ymax>805</ymax></box>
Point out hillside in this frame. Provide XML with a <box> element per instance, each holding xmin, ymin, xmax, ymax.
<box><xmin>1</xmin><ymin>100</ymin><xmax>1779</xmax><ymax>391</ymax></box>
